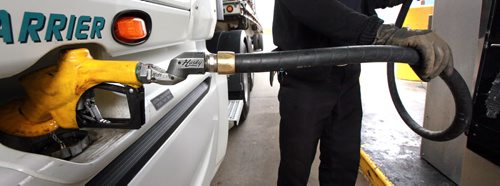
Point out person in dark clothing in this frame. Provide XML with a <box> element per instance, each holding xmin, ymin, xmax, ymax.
<box><xmin>273</xmin><ymin>0</ymin><xmax>453</xmax><ymax>185</ymax></box>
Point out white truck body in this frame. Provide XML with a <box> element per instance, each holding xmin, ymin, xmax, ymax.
<box><xmin>0</xmin><ymin>0</ymin><xmax>229</xmax><ymax>185</ymax></box>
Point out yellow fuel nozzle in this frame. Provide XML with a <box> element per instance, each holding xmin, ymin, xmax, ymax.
<box><xmin>0</xmin><ymin>48</ymin><xmax>142</xmax><ymax>137</ymax></box>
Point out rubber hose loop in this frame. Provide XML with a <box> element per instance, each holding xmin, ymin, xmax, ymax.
<box><xmin>387</xmin><ymin>63</ymin><xmax>472</xmax><ymax>141</ymax></box>
<box><xmin>385</xmin><ymin>0</ymin><xmax>472</xmax><ymax>141</ymax></box>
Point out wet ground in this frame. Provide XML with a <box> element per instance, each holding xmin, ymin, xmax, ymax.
<box><xmin>359</xmin><ymin>63</ymin><xmax>454</xmax><ymax>185</ymax></box>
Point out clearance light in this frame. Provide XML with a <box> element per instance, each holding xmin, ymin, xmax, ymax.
<box><xmin>226</xmin><ymin>5</ymin><xmax>234</xmax><ymax>13</ymax></box>
<box><xmin>114</xmin><ymin>17</ymin><xmax>147</xmax><ymax>44</ymax></box>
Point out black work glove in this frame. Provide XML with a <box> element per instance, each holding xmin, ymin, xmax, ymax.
<box><xmin>374</xmin><ymin>24</ymin><xmax>454</xmax><ymax>81</ymax></box>
<box><xmin>370</xmin><ymin>0</ymin><xmax>406</xmax><ymax>9</ymax></box>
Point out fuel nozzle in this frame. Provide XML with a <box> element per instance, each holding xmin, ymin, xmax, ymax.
<box><xmin>136</xmin><ymin>51</ymin><xmax>236</xmax><ymax>85</ymax></box>
<box><xmin>136</xmin><ymin>63</ymin><xmax>183</xmax><ymax>85</ymax></box>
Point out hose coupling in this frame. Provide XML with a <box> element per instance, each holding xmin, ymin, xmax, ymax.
<box><xmin>216</xmin><ymin>51</ymin><xmax>236</xmax><ymax>74</ymax></box>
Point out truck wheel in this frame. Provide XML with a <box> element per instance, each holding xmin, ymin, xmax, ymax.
<box><xmin>226</xmin><ymin>72</ymin><xmax>250</xmax><ymax>124</ymax></box>
<box><xmin>206</xmin><ymin>30</ymin><xmax>253</xmax><ymax>125</ymax></box>
<box><xmin>252</xmin><ymin>34</ymin><xmax>264</xmax><ymax>51</ymax></box>
<box><xmin>257</xmin><ymin>33</ymin><xmax>264</xmax><ymax>51</ymax></box>
<box><xmin>238</xmin><ymin>40</ymin><xmax>251</xmax><ymax>124</ymax></box>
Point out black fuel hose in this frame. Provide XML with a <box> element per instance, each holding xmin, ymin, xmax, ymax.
<box><xmin>234</xmin><ymin>45</ymin><xmax>420</xmax><ymax>72</ymax></box>
<box><xmin>385</xmin><ymin>0</ymin><xmax>471</xmax><ymax>141</ymax></box>
<box><xmin>232</xmin><ymin>44</ymin><xmax>472</xmax><ymax>141</ymax></box>
<box><xmin>387</xmin><ymin>65</ymin><xmax>471</xmax><ymax>141</ymax></box>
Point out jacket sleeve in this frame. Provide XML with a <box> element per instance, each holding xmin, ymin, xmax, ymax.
<box><xmin>278</xmin><ymin>0</ymin><xmax>383</xmax><ymax>45</ymax></box>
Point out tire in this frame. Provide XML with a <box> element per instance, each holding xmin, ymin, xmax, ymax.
<box><xmin>252</xmin><ymin>33</ymin><xmax>264</xmax><ymax>51</ymax></box>
<box><xmin>237</xmin><ymin>41</ymin><xmax>251</xmax><ymax>124</ymax></box>
<box><xmin>208</xmin><ymin>30</ymin><xmax>253</xmax><ymax>125</ymax></box>
<box><xmin>206</xmin><ymin>32</ymin><xmax>222</xmax><ymax>53</ymax></box>
<box><xmin>257</xmin><ymin>33</ymin><xmax>264</xmax><ymax>51</ymax></box>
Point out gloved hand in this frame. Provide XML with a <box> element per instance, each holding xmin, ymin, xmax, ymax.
<box><xmin>374</xmin><ymin>24</ymin><xmax>454</xmax><ymax>81</ymax></box>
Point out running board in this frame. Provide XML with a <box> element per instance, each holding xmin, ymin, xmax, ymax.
<box><xmin>228</xmin><ymin>99</ymin><xmax>244</xmax><ymax>128</ymax></box>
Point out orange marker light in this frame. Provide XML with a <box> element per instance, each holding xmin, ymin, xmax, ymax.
<box><xmin>114</xmin><ymin>17</ymin><xmax>147</xmax><ymax>43</ymax></box>
<box><xmin>226</xmin><ymin>5</ymin><xmax>234</xmax><ymax>13</ymax></box>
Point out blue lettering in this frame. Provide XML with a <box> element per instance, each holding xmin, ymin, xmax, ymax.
<box><xmin>19</xmin><ymin>12</ymin><xmax>46</xmax><ymax>43</ymax></box>
<box><xmin>0</xmin><ymin>10</ymin><xmax>13</xmax><ymax>44</ymax></box>
<box><xmin>90</xmin><ymin>16</ymin><xmax>105</xmax><ymax>39</ymax></box>
<box><xmin>75</xmin><ymin>15</ymin><xmax>91</xmax><ymax>40</ymax></box>
<box><xmin>66</xmin><ymin>15</ymin><xmax>76</xmax><ymax>40</ymax></box>
<box><xmin>45</xmin><ymin>13</ymin><xmax>67</xmax><ymax>42</ymax></box>
<box><xmin>7</xmin><ymin>11</ymin><xmax>106</xmax><ymax>44</ymax></box>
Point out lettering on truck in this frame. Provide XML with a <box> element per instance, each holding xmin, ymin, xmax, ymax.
<box><xmin>0</xmin><ymin>10</ymin><xmax>105</xmax><ymax>44</ymax></box>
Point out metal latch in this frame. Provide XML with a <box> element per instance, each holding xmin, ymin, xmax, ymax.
<box><xmin>77</xmin><ymin>83</ymin><xmax>145</xmax><ymax>129</ymax></box>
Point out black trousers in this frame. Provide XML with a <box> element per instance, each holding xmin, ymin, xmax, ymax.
<box><xmin>277</xmin><ymin>64</ymin><xmax>362</xmax><ymax>186</ymax></box>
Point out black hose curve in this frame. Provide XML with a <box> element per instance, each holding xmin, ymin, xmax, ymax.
<box><xmin>387</xmin><ymin>64</ymin><xmax>472</xmax><ymax>141</ymax></box>
<box><xmin>384</xmin><ymin>0</ymin><xmax>471</xmax><ymax>141</ymax></box>
<box><xmin>233</xmin><ymin>45</ymin><xmax>472</xmax><ymax>141</ymax></box>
